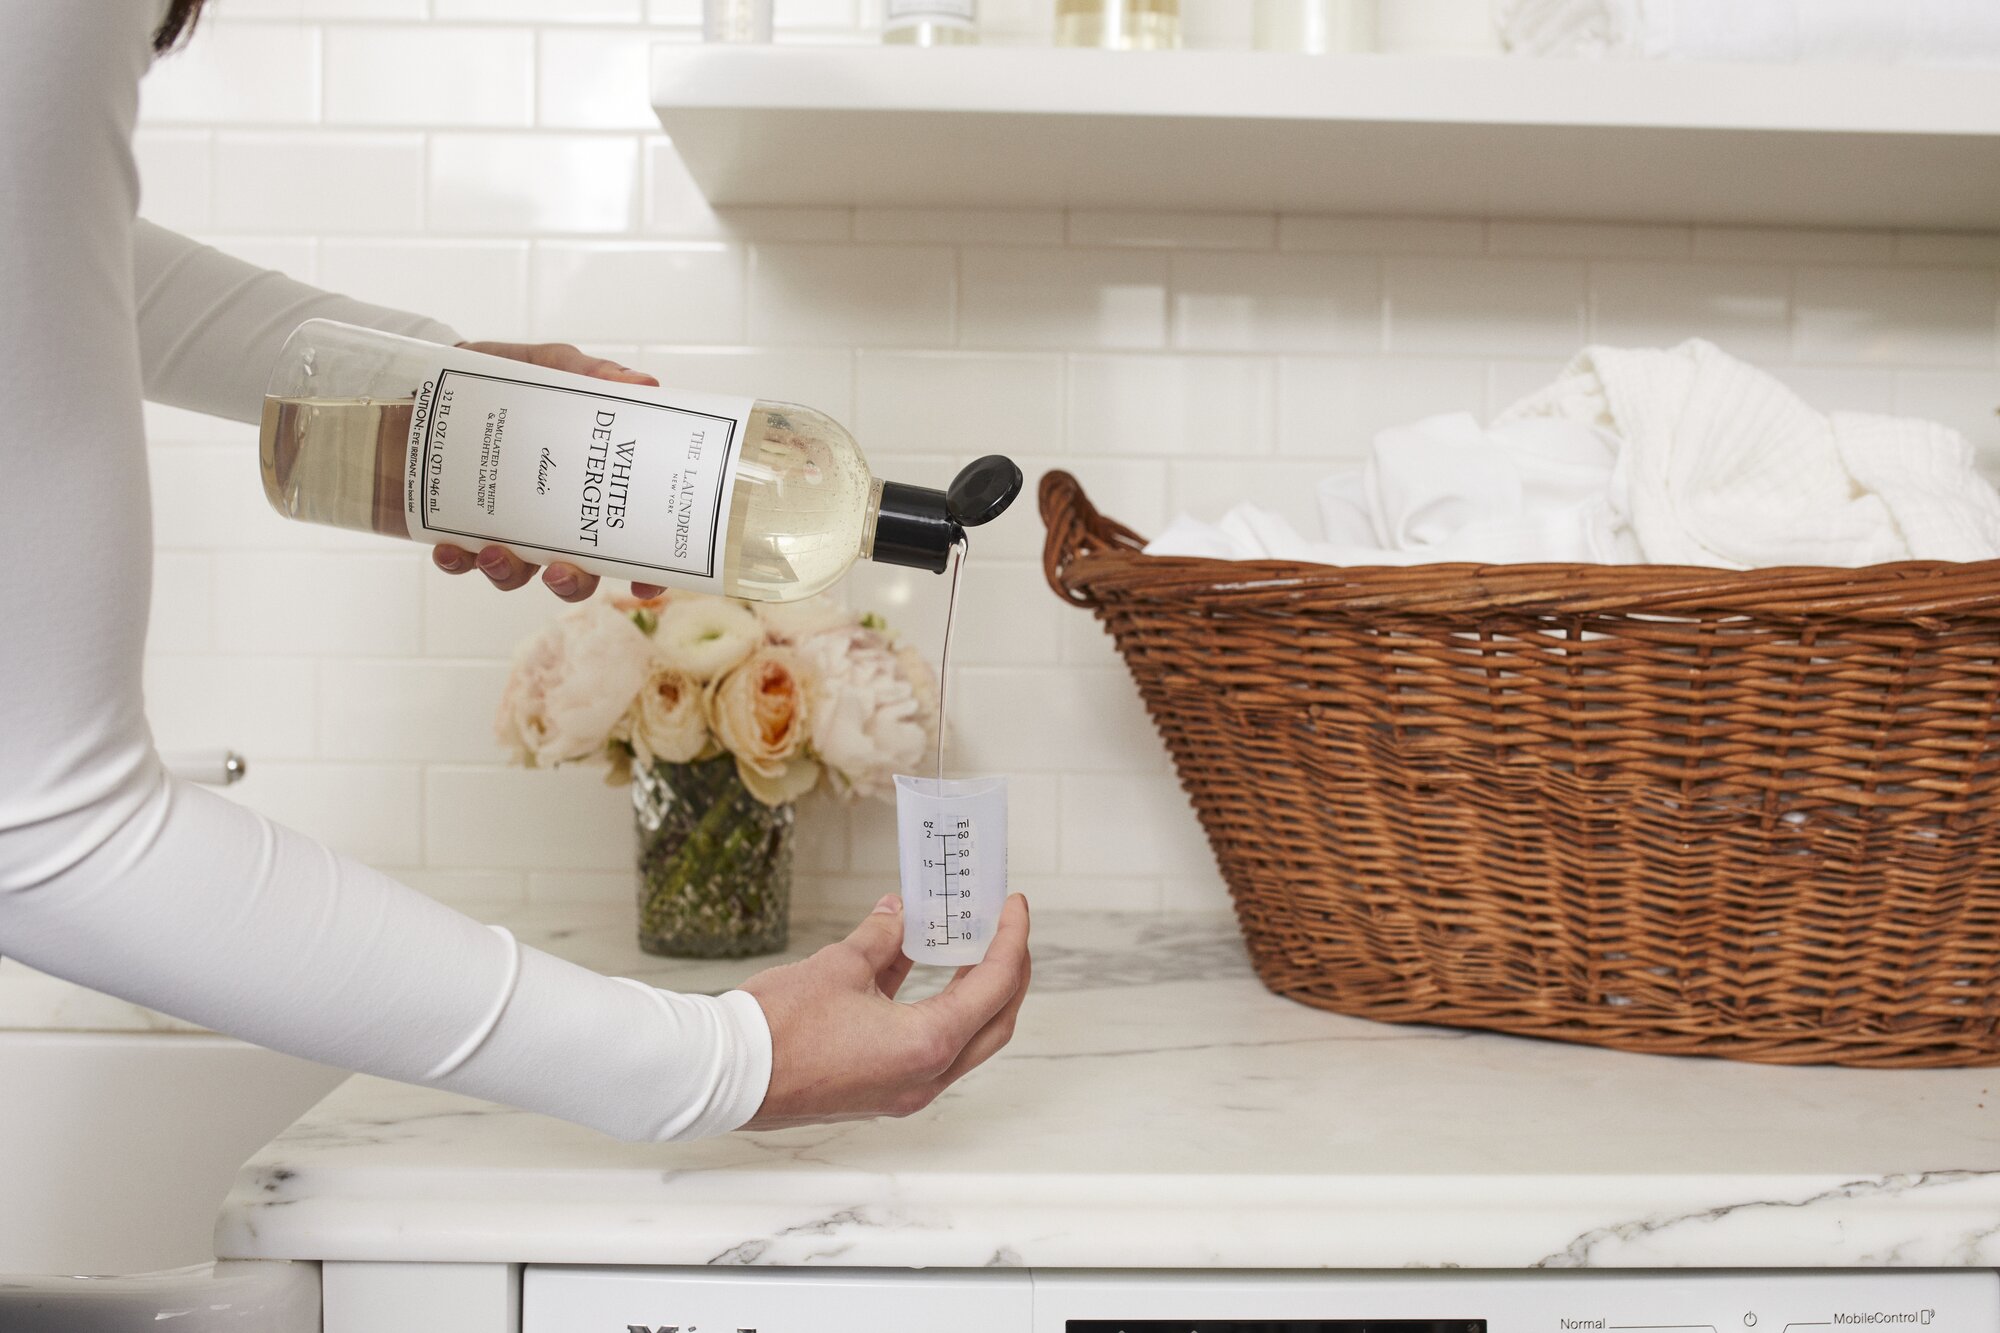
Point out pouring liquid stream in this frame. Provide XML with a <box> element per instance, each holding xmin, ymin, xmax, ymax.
<box><xmin>935</xmin><ymin>538</ymin><xmax>966</xmax><ymax>782</ymax></box>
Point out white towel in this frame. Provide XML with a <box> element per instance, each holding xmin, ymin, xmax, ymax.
<box><xmin>1500</xmin><ymin>340</ymin><xmax>2000</xmax><ymax>567</ymax></box>
<box><xmin>1496</xmin><ymin>0</ymin><xmax>2000</xmax><ymax>64</ymax></box>
<box><xmin>1145</xmin><ymin>340</ymin><xmax>2000</xmax><ymax>570</ymax></box>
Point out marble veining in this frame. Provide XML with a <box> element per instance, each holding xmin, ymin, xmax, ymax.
<box><xmin>213</xmin><ymin>907</ymin><xmax>2000</xmax><ymax>1271</ymax></box>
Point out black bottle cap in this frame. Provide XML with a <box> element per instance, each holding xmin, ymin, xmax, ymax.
<box><xmin>871</xmin><ymin>455</ymin><xmax>1024</xmax><ymax>574</ymax></box>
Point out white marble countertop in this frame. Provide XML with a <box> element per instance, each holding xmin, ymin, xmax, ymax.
<box><xmin>214</xmin><ymin>905</ymin><xmax>2000</xmax><ymax>1271</ymax></box>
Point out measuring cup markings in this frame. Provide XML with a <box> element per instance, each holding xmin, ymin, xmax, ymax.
<box><xmin>896</xmin><ymin>774</ymin><xmax>1007</xmax><ymax>966</ymax></box>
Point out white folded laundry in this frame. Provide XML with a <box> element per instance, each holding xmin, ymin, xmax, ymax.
<box><xmin>1494</xmin><ymin>0</ymin><xmax>2000</xmax><ymax>65</ymax></box>
<box><xmin>1145</xmin><ymin>340</ymin><xmax>2000</xmax><ymax>571</ymax></box>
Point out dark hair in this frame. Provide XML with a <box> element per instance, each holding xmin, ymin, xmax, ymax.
<box><xmin>152</xmin><ymin>0</ymin><xmax>210</xmax><ymax>54</ymax></box>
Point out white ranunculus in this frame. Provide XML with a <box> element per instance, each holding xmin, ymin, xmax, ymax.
<box><xmin>494</xmin><ymin>602</ymin><xmax>654</xmax><ymax>768</ymax></box>
<box><xmin>754</xmin><ymin>595</ymin><xmax>856</xmax><ymax>646</ymax></box>
<box><xmin>626</xmin><ymin>661</ymin><xmax>712</xmax><ymax>767</ymax></box>
<box><xmin>652</xmin><ymin>595</ymin><xmax>761</xmax><ymax>681</ymax></box>
<box><xmin>798</xmin><ymin>625</ymin><xmax>935</xmax><ymax>800</ymax></box>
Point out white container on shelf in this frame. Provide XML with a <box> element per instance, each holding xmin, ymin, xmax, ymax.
<box><xmin>704</xmin><ymin>0</ymin><xmax>773</xmax><ymax>43</ymax></box>
<box><xmin>885</xmin><ymin>0</ymin><xmax>980</xmax><ymax>44</ymax></box>
<box><xmin>1254</xmin><ymin>0</ymin><xmax>1376</xmax><ymax>53</ymax></box>
<box><xmin>1376</xmin><ymin>0</ymin><xmax>1499</xmax><ymax>54</ymax></box>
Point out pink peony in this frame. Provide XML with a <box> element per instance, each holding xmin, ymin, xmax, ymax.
<box><xmin>797</xmin><ymin>625</ymin><xmax>935</xmax><ymax>799</ymax></box>
<box><xmin>495</xmin><ymin>602</ymin><xmax>654</xmax><ymax>768</ymax></box>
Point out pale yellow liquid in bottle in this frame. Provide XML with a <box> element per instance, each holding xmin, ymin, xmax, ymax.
<box><xmin>259</xmin><ymin>395</ymin><xmax>875</xmax><ymax>601</ymax></box>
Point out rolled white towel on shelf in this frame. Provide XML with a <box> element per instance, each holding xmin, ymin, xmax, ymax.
<box><xmin>1494</xmin><ymin>0</ymin><xmax>2000</xmax><ymax>64</ymax></box>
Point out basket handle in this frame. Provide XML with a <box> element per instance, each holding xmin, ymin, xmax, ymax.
<box><xmin>1040</xmin><ymin>470</ymin><xmax>1146</xmax><ymax>609</ymax></box>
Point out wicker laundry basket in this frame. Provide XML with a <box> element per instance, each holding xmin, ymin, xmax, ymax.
<box><xmin>1040</xmin><ymin>469</ymin><xmax>2000</xmax><ymax>1068</ymax></box>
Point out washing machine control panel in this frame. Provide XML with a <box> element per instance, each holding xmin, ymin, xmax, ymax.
<box><xmin>522</xmin><ymin>1266</ymin><xmax>1998</xmax><ymax>1333</ymax></box>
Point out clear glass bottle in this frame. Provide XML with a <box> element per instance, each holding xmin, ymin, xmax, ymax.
<box><xmin>1055</xmin><ymin>0</ymin><xmax>1181</xmax><ymax>50</ymax></box>
<box><xmin>1253</xmin><ymin>0</ymin><xmax>1375</xmax><ymax>53</ymax></box>
<box><xmin>884</xmin><ymin>0</ymin><xmax>979</xmax><ymax>44</ymax></box>
<box><xmin>259</xmin><ymin>321</ymin><xmax>1021</xmax><ymax>603</ymax></box>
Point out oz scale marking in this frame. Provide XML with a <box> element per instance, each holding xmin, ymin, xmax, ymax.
<box><xmin>920</xmin><ymin>815</ymin><xmax>978</xmax><ymax>949</ymax></box>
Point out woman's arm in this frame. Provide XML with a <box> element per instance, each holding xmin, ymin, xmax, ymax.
<box><xmin>0</xmin><ymin>1</ymin><xmax>767</xmax><ymax>1142</ymax></box>
<box><xmin>132</xmin><ymin>220</ymin><xmax>459</xmax><ymax>425</ymax></box>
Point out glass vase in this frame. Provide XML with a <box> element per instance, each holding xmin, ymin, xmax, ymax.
<box><xmin>633</xmin><ymin>754</ymin><xmax>794</xmax><ymax>958</ymax></box>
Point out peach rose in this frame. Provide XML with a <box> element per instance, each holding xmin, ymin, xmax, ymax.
<box><xmin>706</xmin><ymin>648</ymin><xmax>820</xmax><ymax>805</ymax></box>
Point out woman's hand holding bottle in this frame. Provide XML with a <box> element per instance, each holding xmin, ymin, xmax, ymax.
<box><xmin>430</xmin><ymin>340</ymin><xmax>667</xmax><ymax>603</ymax></box>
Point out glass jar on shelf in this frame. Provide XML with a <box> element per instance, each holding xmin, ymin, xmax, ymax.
<box><xmin>1253</xmin><ymin>0</ymin><xmax>1375</xmax><ymax>53</ymax></box>
<box><xmin>704</xmin><ymin>0</ymin><xmax>773</xmax><ymax>42</ymax></box>
<box><xmin>885</xmin><ymin>0</ymin><xmax>981</xmax><ymax>43</ymax></box>
<box><xmin>1055</xmin><ymin>0</ymin><xmax>1181</xmax><ymax>50</ymax></box>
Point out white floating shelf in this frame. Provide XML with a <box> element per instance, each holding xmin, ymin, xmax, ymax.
<box><xmin>651</xmin><ymin>46</ymin><xmax>2000</xmax><ymax>229</ymax></box>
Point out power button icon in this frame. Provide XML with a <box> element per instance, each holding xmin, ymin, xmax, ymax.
<box><xmin>1745</xmin><ymin>1315</ymin><xmax>1758</xmax><ymax>1327</ymax></box>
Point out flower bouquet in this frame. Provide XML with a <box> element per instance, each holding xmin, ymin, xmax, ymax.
<box><xmin>496</xmin><ymin>592</ymin><xmax>938</xmax><ymax>957</ymax></box>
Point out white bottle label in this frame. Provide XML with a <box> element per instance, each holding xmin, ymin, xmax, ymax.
<box><xmin>404</xmin><ymin>360</ymin><xmax>752</xmax><ymax>594</ymax></box>
<box><xmin>886</xmin><ymin>0</ymin><xmax>977</xmax><ymax>25</ymax></box>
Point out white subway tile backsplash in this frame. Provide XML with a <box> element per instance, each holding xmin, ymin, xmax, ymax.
<box><xmin>1896</xmin><ymin>370</ymin><xmax>2000</xmax><ymax>462</ymax></box>
<box><xmin>523</xmin><ymin>871</ymin><xmax>635</xmax><ymax>904</ymax></box>
<box><xmin>1385</xmin><ymin>257</ymin><xmax>1587</xmax><ymax>356</ymax></box>
<box><xmin>952</xmin><ymin>668</ymin><xmax>1168</xmax><ymax>775</ymax></box>
<box><xmin>321</xmin><ymin>240</ymin><xmax>532</xmax><ymax>341</ymax></box>
<box><xmin>854</xmin><ymin>209</ymin><xmax>1065</xmax><ymax>246</ymax></box>
<box><xmin>855</xmin><ymin>351</ymin><xmax>1063</xmax><ymax>456</ymax></box>
<box><xmin>1589</xmin><ymin>261</ymin><xmax>1792</xmax><ymax>361</ymax></box>
<box><xmin>748</xmin><ymin>244</ymin><xmax>954</xmax><ymax>347</ymax></box>
<box><xmin>1694</xmin><ymin>225</ymin><xmax>1898</xmax><ymax>264</ymax></box>
<box><xmin>1794</xmin><ymin>266</ymin><xmax>1999</xmax><ymax>367</ymax></box>
<box><xmin>214</xmin><ymin>133</ymin><xmax>425</xmax><ymax>234</ymax></box>
<box><xmin>324</xmin><ymin>27</ymin><xmax>534</xmax><ymax>127</ymax></box>
<box><xmin>1168</xmin><ymin>459</ymin><xmax>1334</xmax><ymax>536</ymax></box>
<box><xmin>439</xmin><ymin>0</ymin><xmax>640</xmax><ymax>18</ymax></box>
<box><xmin>1279</xmin><ymin>216</ymin><xmax>1484</xmax><ymax>256</ymax></box>
<box><xmin>959</xmin><ymin>248</ymin><xmax>1168</xmax><ymax>350</ymax></box>
<box><xmin>228</xmin><ymin>764</ymin><xmax>424</xmax><ymax>867</ymax></box>
<box><xmin>1897</xmin><ymin>233</ymin><xmax>2000</xmax><ymax>266</ymax></box>
<box><xmin>422</xmin><ymin>570</ymin><xmax>578</xmax><ymax>660</ymax></box>
<box><xmin>1067</xmin><ymin>355</ymin><xmax>1273</xmax><ymax>457</ymax></box>
<box><xmin>145</xmin><ymin>656</ymin><xmax>318</xmax><ymax>760</ymax></box>
<box><xmin>139</xmin><ymin>22</ymin><xmax>321</xmax><ymax>126</ymax></box>
<box><xmin>320</xmin><ymin>661</ymin><xmax>513</xmax><ymax>763</ymax></box>
<box><xmin>535</xmin><ymin>242</ymin><xmax>744</xmax><ymax>343</ymax></box>
<box><xmin>431</xmin><ymin>135</ymin><xmax>639</xmax><ymax>235</ymax></box>
<box><xmin>1488</xmin><ymin>220</ymin><xmax>1691</xmax><ymax>259</ymax></box>
<box><xmin>1171</xmin><ymin>252</ymin><xmax>1380</xmax><ymax>352</ymax></box>
<box><xmin>966</xmin><ymin>454</ymin><xmax>1169</xmax><ymax>561</ymax></box>
<box><xmin>223</xmin><ymin>0</ymin><xmax>425</xmax><ymax>16</ymax></box>
<box><xmin>132</xmin><ymin>4</ymin><xmax>2000</xmax><ymax>901</ymax></box>
<box><xmin>647</xmin><ymin>142</ymin><xmax>852</xmax><ymax>240</ymax></box>
<box><xmin>425</xmin><ymin>766</ymin><xmax>632</xmax><ymax>869</ymax></box>
<box><xmin>639</xmin><ymin>348</ymin><xmax>855</xmax><ymax>418</ymax></box>
<box><xmin>1070</xmin><ymin>211</ymin><xmax>1276</xmax><ymax>251</ymax></box>
<box><xmin>1158</xmin><ymin>868</ymin><xmax>1229</xmax><ymax>912</ymax></box>
<box><xmin>215</xmin><ymin>553</ymin><xmax>424</xmax><ymax>656</ymax></box>
<box><xmin>195</xmin><ymin>235</ymin><xmax>319</xmax><ymax>283</ymax></box>
<box><xmin>1278</xmin><ymin>356</ymin><xmax>1487</xmax><ymax>457</ymax></box>
<box><xmin>1058</xmin><ymin>774</ymin><xmax>1211</xmax><ymax>877</ymax></box>
<box><xmin>537</xmin><ymin>29</ymin><xmax>660</xmax><ymax>130</ymax></box>
<box><xmin>132</xmin><ymin>131</ymin><xmax>212</xmax><ymax>233</ymax></box>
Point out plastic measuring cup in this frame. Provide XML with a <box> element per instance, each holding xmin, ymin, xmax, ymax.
<box><xmin>895</xmin><ymin>775</ymin><xmax>1008</xmax><ymax>966</ymax></box>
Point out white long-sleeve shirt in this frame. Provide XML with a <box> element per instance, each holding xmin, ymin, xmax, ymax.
<box><xmin>0</xmin><ymin>1</ymin><xmax>772</xmax><ymax>1143</ymax></box>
